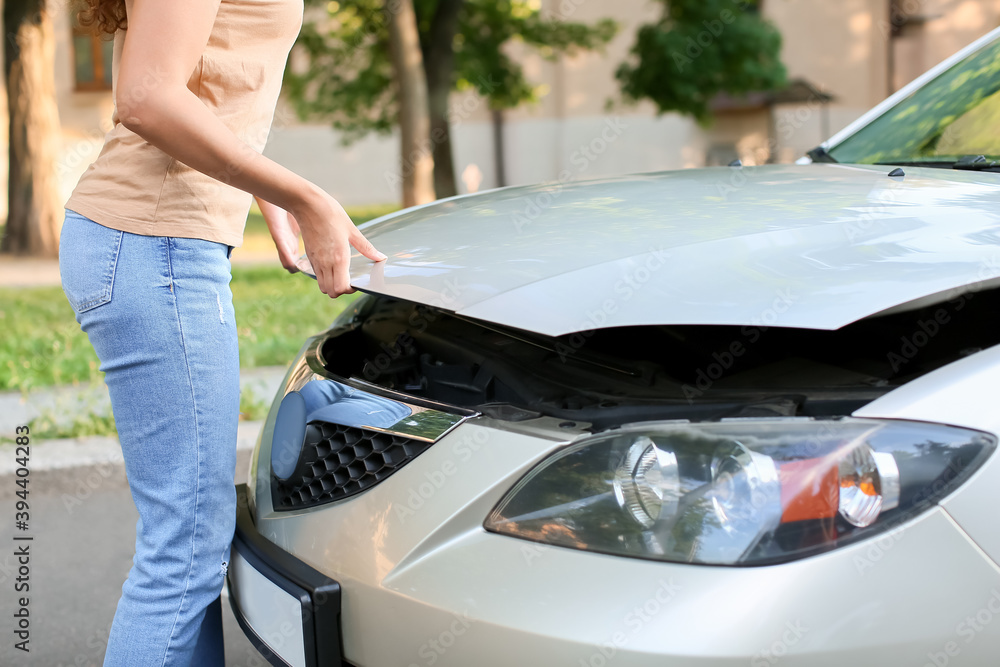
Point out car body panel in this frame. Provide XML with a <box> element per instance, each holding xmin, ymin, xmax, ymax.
<box><xmin>252</xmin><ymin>415</ymin><xmax>1000</xmax><ymax>666</ymax></box>
<box><xmin>350</xmin><ymin>164</ymin><xmax>1000</xmax><ymax>336</ymax></box>
<box><xmin>854</xmin><ymin>342</ymin><xmax>1000</xmax><ymax>567</ymax></box>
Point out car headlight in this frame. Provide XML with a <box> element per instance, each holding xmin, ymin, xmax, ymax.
<box><xmin>484</xmin><ymin>418</ymin><xmax>995</xmax><ymax>565</ymax></box>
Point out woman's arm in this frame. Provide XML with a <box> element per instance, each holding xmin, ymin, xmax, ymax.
<box><xmin>116</xmin><ymin>0</ymin><xmax>384</xmax><ymax>297</ymax></box>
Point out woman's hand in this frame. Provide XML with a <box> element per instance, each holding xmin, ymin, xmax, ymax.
<box><xmin>255</xmin><ymin>196</ymin><xmax>307</xmax><ymax>274</ymax></box>
<box><xmin>288</xmin><ymin>186</ymin><xmax>386</xmax><ymax>297</ymax></box>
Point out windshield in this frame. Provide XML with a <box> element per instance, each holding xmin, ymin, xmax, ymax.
<box><xmin>827</xmin><ymin>37</ymin><xmax>1000</xmax><ymax>165</ymax></box>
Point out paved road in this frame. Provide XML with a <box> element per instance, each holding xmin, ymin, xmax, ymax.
<box><xmin>0</xmin><ymin>485</ymin><xmax>265</xmax><ymax>666</ymax></box>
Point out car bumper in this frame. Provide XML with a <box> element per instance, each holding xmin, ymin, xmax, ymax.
<box><xmin>244</xmin><ymin>419</ymin><xmax>1000</xmax><ymax>667</ymax></box>
<box><xmin>226</xmin><ymin>483</ymin><xmax>348</xmax><ymax>667</ymax></box>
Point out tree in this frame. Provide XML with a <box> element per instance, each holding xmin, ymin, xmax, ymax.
<box><xmin>2</xmin><ymin>0</ymin><xmax>63</xmax><ymax>257</ymax></box>
<box><xmin>285</xmin><ymin>0</ymin><xmax>616</xmax><ymax>200</ymax></box>
<box><xmin>385</xmin><ymin>0</ymin><xmax>435</xmax><ymax>206</ymax></box>
<box><xmin>615</xmin><ymin>0</ymin><xmax>786</xmax><ymax>124</ymax></box>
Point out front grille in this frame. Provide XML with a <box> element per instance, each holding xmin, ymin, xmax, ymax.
<box><xmin>272</xmin><ymin>421</ymin><xmax>432</xmax><ymax>511</ymax></box>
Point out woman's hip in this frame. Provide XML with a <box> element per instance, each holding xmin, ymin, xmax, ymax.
<box><xmin>59</xmin><ymin>208</ymin><xmax>234</xmax><ymax>317</ymax></box>
<box><xmin>57</xmin><ymin>208</ymin><xmax>241</xmax><ymax>456</ymax></box>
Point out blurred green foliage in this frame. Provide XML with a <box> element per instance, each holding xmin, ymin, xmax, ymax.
<box><xmin>616</xmin><ymin>0</ymin><xmax>786</xmax><ymax>123</ymax></box>
<box><xmin>284</xmin><ymin>0</ymin><xmax>618</xmax><ymax>141</ymax></box>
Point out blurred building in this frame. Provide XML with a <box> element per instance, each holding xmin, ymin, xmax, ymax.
<box><xmin>39</xmin><ymin>0</ymin><xmax>1000</xmax><ymax>211</ymax></box>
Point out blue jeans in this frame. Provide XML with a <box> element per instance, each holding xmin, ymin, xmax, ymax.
<box><xmin>59</xmin><ymin>209</ymin><xmax>239</xmax><ymax>666</ymax></box>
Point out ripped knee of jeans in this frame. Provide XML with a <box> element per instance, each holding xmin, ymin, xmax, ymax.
<box><xmin>215</xmin><ymin>290</ymin><xmax>225</xmax><ymax>324</ymax></box>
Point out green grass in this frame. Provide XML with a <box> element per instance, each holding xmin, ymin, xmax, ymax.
<box><xmin>0</xmin><ymin>353</ymin><xmax>292</xmax><ymax>443</ymax></box>
<box><xmin>0</xmin><ymin>203</ymin><xmax>397</xmax><ymax>394</ymax></box>
<box><xmin>0</xmin><ymin>285</ymin><xmax>102</xmax><ymax>392</ymax></box>
<box><xmin>0</xmin><ymin>265</ymin><xmax>361</xmax><ymax>393</ymax></box>
<box><xmin>239</xmin><ymin>384</ymin><xmax>271</xmax><ymax>421</ymax></box>
<box><xmin>231</xmin><ymin>264</ymin><xmax>361</xmax><ymax>368</ymax></box>
<box><xmin>26</xmin><ymin>407</ymin><xmax>119</xmax><ymax>440</ymax></box>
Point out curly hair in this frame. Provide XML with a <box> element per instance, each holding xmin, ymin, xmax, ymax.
<box><xmin>77</xmin><ymin>0</ymin><xmax>127</xmax><ymax>36</ymax></box>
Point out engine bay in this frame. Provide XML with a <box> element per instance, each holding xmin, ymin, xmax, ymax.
<box><xmin>318</xmin><ymin>286</ymin><xmax>1000</xmax><ymax>429</ymax></box>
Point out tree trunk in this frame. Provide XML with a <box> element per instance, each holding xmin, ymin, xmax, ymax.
<box><xmin>385</xmin><ymin>0</ymin><xmax>435</xmax><ymax>207</ymax></box>
<box><xmin>422</xmin><ymin>0</ymin><xmax>462</xmax><ymax>199</ymax></box>
<box><xmin>492</xmin><ymin>108</ymin><xmax>506</xmax><ymax>187</ymax></box>
<box><xmin>2</xmin><ymin>0</ymin><xmax>62</xmax><ymax>257</ymax></box>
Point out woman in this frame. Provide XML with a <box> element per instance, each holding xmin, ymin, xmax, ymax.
<box><xmin>60</xmin><ymin>0</ymin><xmax>383</xmax><ymax>664</ymax></box>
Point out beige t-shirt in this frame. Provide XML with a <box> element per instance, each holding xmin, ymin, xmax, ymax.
<box><xmin>66</xmin><ymin>0</ymin><xmax>303</xmax><ymax>248</ymax></box>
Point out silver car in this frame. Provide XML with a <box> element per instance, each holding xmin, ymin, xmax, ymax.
<box><xmin>227</xmin><ymin>26</ymin><xmax>1000</xmax><ymax>667</ymax></box>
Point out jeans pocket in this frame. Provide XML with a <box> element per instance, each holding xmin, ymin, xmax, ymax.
<box><xmin>59</xmin><ymin>210</ymin><xmax>124</xmax><ymax>313</ymax></box>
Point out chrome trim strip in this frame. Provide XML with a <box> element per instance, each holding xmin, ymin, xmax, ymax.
<box><xmin>284</xmin><ymin>333</ymin><xmax>478</xmax><ymax>444</ymax></box>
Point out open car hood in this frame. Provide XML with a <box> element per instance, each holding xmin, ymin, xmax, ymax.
<box><xmin>348</xmin><ymin>164</ymin><xmax>1000</xmax><ymax>337</ymax></box>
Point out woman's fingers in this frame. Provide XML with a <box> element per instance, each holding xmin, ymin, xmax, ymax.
<box><xmin>294</xmin><ymin>254</ymin><xmax>314</xmax><ymax>276</ymax></box>
<box><xmin>349</xmin><ymin>226</ymin><xmax>387</xmax><ymax>262</ymax></box>
<box><xmin>295</xmin><ymin>192</ymin><xmax>383</xmax><ymax>298</ymax></box>
<box><xmin>272</xmin><ymin>224</ymin><xmax>299</xmax><ymax>272</ymax></box>
<box><xmin>307</xmin><ymin>235</ymin><xmax>351</xmax><ymax>297</ymax></box>
<box><xmin>261</xmin><ymin>205</ymin><xmax>302</xmax><ymax>273</ymax></box>
<box><xmin>277</xmin><ymin>247</ymin><xmax>301</xmax><ymax>273</ymax></box>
